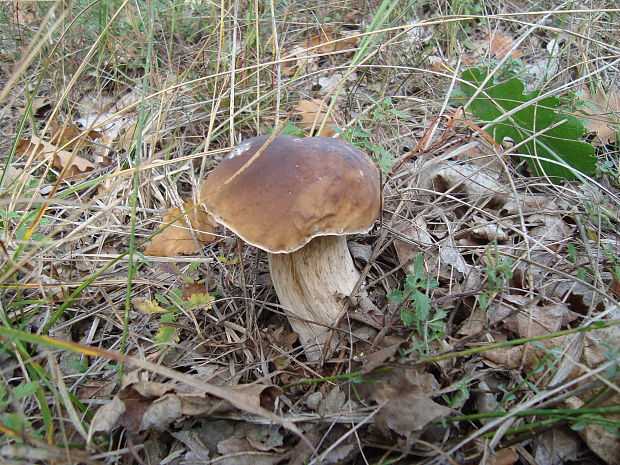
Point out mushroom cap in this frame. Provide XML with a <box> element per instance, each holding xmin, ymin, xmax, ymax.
<box><xmin>201</xmin><ymin>135</ymin><xmax>381</xmax><ymax>253</ymax></box>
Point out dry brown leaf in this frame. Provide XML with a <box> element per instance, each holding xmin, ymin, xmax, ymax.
<box><xmin>182</xmin><ymin>281</ymin><xmax>209</xmax><ymax>301</ymax></box>
<box><xmin>3</xmin><ymin>166</ymin><xmax>32</xmax><ymax>188</ymax></box>
<box><xmin>294</xmin><ymin>99</ymin><xmax>338</xmax><ymax>137</ymax></box>
<box><xmin>75</xmin><ymin>89</ymin><xmax>142</xmax><ymax>162</ymax></box>
<box><xmin>318</xmin><ymin>386</ymin><xmax>347</xmax><ymax>416</ymax></box>
<box><xmin>488</xmin><ymin>448</ymin><xmax>519</xmax><ymax>465</ymax></box>
<box><xmin>451</xmin><ymin>141</ymin><xmax>506</xmax><ymax>175</ymax></box>
<box><xmin>144</xmin><ymin>200</ymin><xmax>216</xmax><ymax>257</ymax></box>
<box><xmin>47</xmin><ymin>121</ymin><xmax>101</xmax><ymax>150</ymax></box>
<box><xmin>483</xmin><ymin>335</ymin><xmax>566</xmax><ymax>372</ymax></box>
<box><xmin>581</xmin><ymin>89</ymin><xmax>620</xmax><ymax>144</ymax></box>
<box><xmin>393</xmin><ymin>216</ymin><xmax>433</xmax><ymax>275</ymax></box>
<box><xmin>484</xmin><ymin>319</ymin><xmax>618</xmax><ymax>385</ymax></box>
<box><xmin>217</xmin><ymin>437</ymin><xmax>283</xmax><ymax>465</ymax></box>
<box><xmin>419</xmin><ymin>160</ymin><xmax>507</xmax><ymax>207</ymax></box>
<box><xmin>426</xmin><ymin>55</ymin><xmax>447</xmax><ymax>73</ymax></box>
<box><xmin>10</xmin><ymin>3</ymin><xmax>40</xmax><ymax>26</ymax></box>
<box><xmin>566</xmin><ymin>394</ymin><xmax>620</xmax><ymax>464</ymax></box>
<box><xmin>171</xmin><ymin>430</ymin><xmax>211</xmax><ymax>463</ymax></box>
<box><xmin>283</xmin><ymin>31</ymin><xmax>358</xmax><ymax>75</ymax></box>
<box><xmin>303</xmin><ymin>31</ymin><xmax>359</xmax><ymax>54</ymax></box>
<box><xmin>89</xmin><ymin>371</ymin><xmax>283</xmax><ymax>435</ymax></box>
<box><xmin>116</xmin><ymin>122</ymin><xmax>138</xmax><ymax>152</ymax></box>
<box><xmin>17</xmin><ymin>97</ymin><xmax>51</xmax><ymax>118</ymax></box>
<box><xmin>533</xmin><ymin>428</ymin><xmax>580</xmax><ymax>465</ymax></box>
<box><xmin>488</xmin><ymin>297</ymin><xmax>579</xmax><ymax>338</ymax></box>
<box><xmin>364</xmin><ymin>368</ymin><xmax>451</xmax><ymax>436</ymax></box>
<box><xmin>457</xmin><ymin>306</ymin><xmax>488</xmax><ymax>336</ymax></box>
<box><xmin>75</xmin><ymin>380</ymin><xmax>116</xmax><ymax>401</ymax></box>
<box><xmin>484</xmin><ymin>32</ymin><xmax>523</xmax><ymax>59</ymax></box>
<box><xmin>16</xmin><ymin>135</ymin><xmax>95</xmax><ymax>177</ymax></box>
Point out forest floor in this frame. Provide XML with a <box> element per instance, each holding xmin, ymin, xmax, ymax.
<box><xmin>0</xmin><ymin>1</ymin><xmax>619</xmax><ymax>464</ymax></box>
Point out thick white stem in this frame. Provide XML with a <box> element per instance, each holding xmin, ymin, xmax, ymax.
<box><xmin>268</xmin><ymin>235</ymin><xmax>359</xmax><ymax>360</ymax></box>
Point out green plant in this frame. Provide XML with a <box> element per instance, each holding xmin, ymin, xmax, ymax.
<box><xmin>482</xmin><ymin>56</ymin><xmax>532</xmax><ymax>83</ymax></box>
<box><xmin>0</xmin><ymin>381</ymin><xmax>42</xmax><ymax>442</ymax></box>
<box><xmin>442</xmin><ymin>378</ymin><xmax>471</xmax><ymax>408</ymax></box>
<box><xmin>336</xmin><ymin>97</ymin><xmax>408</xmax><ymax>173</ymax></box>
<box><xmin>479</xmin><ymin>246</ymin><xmax>513</xmax><ymax>311</ymax></box>
<box><xmin>450</xmin><ymin>0</ymin><xmax>484</xmax><ymax>31</ymax></box>
<box><xmin>459</xmin><ymin>67</ymin><xmax>597</xmax><ymax>182</ymax></box>
<box><xmin>443</xmin><ymin>0</ymin><xmax>486</xmax><ymax>54</ymax></box>
<box><xmin>137</xmin><ymin>287</ymin><xmax>215</xmax><ymax>349</ymax></box>
<box><xmin>388</xmin><ymin>253</ymin><xmax>445</xmax><ymax>354</ymax></box>
<box><xmin>566</xmin><ymin>242</ymin><xmax>593</xmax><ymax>282</ymax></box>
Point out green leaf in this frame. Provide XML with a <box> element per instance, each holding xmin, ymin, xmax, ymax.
<box><xmin>13</xmin><ymin>381</ymin><xmax>40</xmax><ymax>400</ymax></box>
<box><xmin>460</xmin><ymin>67</ymin><xmax>596</xmax><ymax>182</ymax></box>
<box><xmin>400</xmin><ymin>308</ymin><xmax>416</xmax><ymax>326</ymax></box>
<box><xmin>272</xmin><ymin>122</ymin><xmax>305</xmax><ymax>137</ymax></box>
<box><xmin>387</xmin><ymin>290</ymin><xmax>404</xmax><ymax>303</ymax></box>
<box><xmin>68</xmin><ymin>359</ymin><xmax>89</xmax><ymax>373</ymax></box>
<box><xmin>135</xmin><ymin>298</ymin><xmax>167</xmax><ymax>314</ymax></box>
<box><xmin>155</xmin><ymin>312</ymin><xmax>179</xmax><ymax>348</ymax></box>
<box><xmin>184</xmin><ymin>292</ymin><xmax>215</xmax><ymax>309</ymax></box>
<box><xmin>412</xmin><ymin>292</ymin><xmax>431</xmax><ymax>322</ymax></box>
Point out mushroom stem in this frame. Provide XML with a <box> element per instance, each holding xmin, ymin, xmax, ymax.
<box><xmin>268</xmin><ymin>235</ymin><xmax>359</xmax><ymax>360</ymax></box>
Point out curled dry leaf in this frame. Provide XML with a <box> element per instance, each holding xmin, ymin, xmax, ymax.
<box><xmin>581</xmin><ymin>88</ymin><xmax>620</xmax><ymax>144</ymax></box>
<box><xmin>312</xmin><ymin>72</ymin><xmax>357</xmax><ymax>96</ymax></box>
<box><xmin>418</xmin><ymin>160</ymin><xmax>507</xmax><ymax>207</ymax></box>
<box><xmin>217</xmin><ymin>437</ymin><xmax>282</xmax><ymax>465</ymax></box>
<box><xmin>88</xmin><ymin>371</ymin><xmax>283</xmax><ymax>436</ymax></box>
<box><xmin>171</xmin><ymin>430</ymin><xmax>211</xmax><ymax>463</ymax></box>
<box><xmin>16</xmin><ymin>135</ymin><xmax>95</xmax><ymax>178</ymax></box>
<box><xmin>283</xmin><ymin>31</ymin><xmax>358</xmax><ymax>75</ymax></box>
<box><xmin>566</xmin><ymin>394</ymin><xmax>620</xmax><ymax>465</ymax></box>
<box><xmin>144</xmin><ymin>200</ymin><xmax>216</xmax><ymax>257</ymax></box>
<box><xmin>533</xmin><ymin>428</ymin><xmax>580</xmax><ymax>465</ymax></box>
<box><xmin>303</xmin><ymin>31</ymin><xmax>359</xmax><ymax>54</ymax></box>
<box><xmin>451</xmin><ymin>141</ymin><xmax>506</xmax><ymax>175</ymax></box>
<box><xmin>484</xmin><ymin>315</ymin><xmax>618</xmax><ymax>389</ymax></box>
<box><xmin>17</xmin><ymin>96</ymin><xmax>51</xmax><ymax>118</ymax></box>
<box><xmin>488</xmin><ymin>448</ymin><xmax>520</xmax><ymax>465</ymax></box>
<box><xmin>75</xmin><ymin>88</ymin><xmax>143</xmax><ymax>163</ymax></box>
<box><xmin>363</xmin><ymin>367</ymin><xmax>451</xmax><ymax>437</ymax></box>
<box><xmin>182</xmin><ymin>281</ymin><xmax>210</xmax><ymax>301</ymax></box>
<box><xmin>47</xmin><ymin>121</ymin><xmax>101</xmax><ymax>150</ymax></box>
<box><xmin>483</xmin><ymin>31</ymin><xmax>523</xmax><ymax>59</ymax></box>
<box><xmin>488</xmin><ymin>297</ymin><xmax>579</xmax><ymax>338</ymax></box>
<box><xmin>294</xmin><ymin>99</ymin><xmax>338</xmax><ymax>137</ymax></box>
<box><xmin>3</xmin><ymin>166</ymin><xmax>32</xmax><ymax>189</ymax></box>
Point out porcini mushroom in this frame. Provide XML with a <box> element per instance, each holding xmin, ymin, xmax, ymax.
<box><xmin>200</xmin><ymin>135</ymin><xmax>381</xmax><ymax>360</ymax></box>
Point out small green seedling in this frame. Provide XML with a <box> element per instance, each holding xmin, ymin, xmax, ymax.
<box><xmin>336</xmin><ymin>97</ymin><xmax>408</xmax><ymax>173</ymax></box>
<box><xmin>136</xmin><ymin>288</ymin><xmax>215</xmax><ymax>349</ymax></box>
<box><xmin>479</xmin><ymin>246</ymin><xmax>513</xmax><ymax>311</ymax></box>
<box><xmin>388</xmin><ymin>253</ymin><xmax>445</xmax><ymax>354</ymax></box>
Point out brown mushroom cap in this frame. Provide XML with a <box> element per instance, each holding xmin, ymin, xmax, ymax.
<box><xmin>201</xmin><ymin>135</ymin><xmax>381</xmax><ymax>253</ymax></box>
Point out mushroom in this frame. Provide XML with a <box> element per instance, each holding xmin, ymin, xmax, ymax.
<box><xmin>200</xmin><ymin>135</ymin><xmax>381</xmax><ymax>360</ymax></box>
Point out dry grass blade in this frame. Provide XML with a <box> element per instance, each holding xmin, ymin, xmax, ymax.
<box><xmin>0</xmin><ymin>327</ymin><xmax>304</xmax><ymax>441</ymax></box>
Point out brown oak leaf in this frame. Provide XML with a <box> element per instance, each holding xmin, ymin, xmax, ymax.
<box><xmin>144</xmin><ymin>200</ymin><xmax>216</xmax><ymax>257</ymax></box>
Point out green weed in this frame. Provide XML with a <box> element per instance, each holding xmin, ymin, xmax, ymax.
<box><xmin>479</xmin><ymin>245</ymin><xmax>513</xmax><ymax>311</ymax></box>
<box><xmin>337</xmin><ymin>97</ymin><xmax>408</xmax><ymax>173</ymax></box>
<box><xmin>142</xmin><ymin>287</ymin><xmax>215</xmax><ymax>350</ymax></box>
<box><xmin>388</xmin><ymin>253</ymin><xmax>445</xmax><ymax>354</ymax></box>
